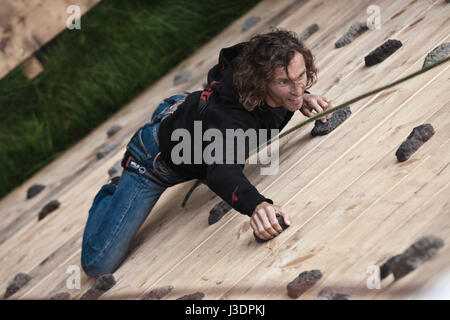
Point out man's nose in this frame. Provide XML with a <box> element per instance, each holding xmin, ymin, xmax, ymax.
<box><xmin>290</xmin><ymin>82</ymin><xmax>305</xmax><ymax>95</ymax></box>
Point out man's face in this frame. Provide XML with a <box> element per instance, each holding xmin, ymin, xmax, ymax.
<box><xmin>265</xmin><ymin>51</ymin><xmax>307</xmax><ymax>112</ymax></box>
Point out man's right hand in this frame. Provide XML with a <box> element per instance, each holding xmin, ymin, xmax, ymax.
<box><xmin>250</xmin><ymin>201</ymin><xmax>291</xmax><ymax>241</ymax></box>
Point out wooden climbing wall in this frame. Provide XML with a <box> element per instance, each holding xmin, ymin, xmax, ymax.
<box><xmin>0</xmin><ymin>0</ymin><xmax>449</xmax><ymax>300</ymax></box>
<box><xmin>0</xmin><ymin>0</ymin><xmax>101</xmax><ymax>79</ymax></box>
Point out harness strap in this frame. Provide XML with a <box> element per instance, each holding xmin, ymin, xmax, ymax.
<box><xmin>121</xmin><ymin>151</ymin><xmax>172</xmax><ymax>187</ymax></box>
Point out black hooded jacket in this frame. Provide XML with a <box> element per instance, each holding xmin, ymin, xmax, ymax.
<box><xmin>158</xmin><ymin>42</ymin><xmax>302</xmax><ymax>217</ymax></box>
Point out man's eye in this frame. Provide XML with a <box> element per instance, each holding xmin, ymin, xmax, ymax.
<box><xmin>279</xmin><ymin>80</ymin><xmax>288</xmax><ymax>85</ymax></box>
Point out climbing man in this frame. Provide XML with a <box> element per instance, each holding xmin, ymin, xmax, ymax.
<box><xmin>81</xmin><ymin>28</ymin><xmax>333</xmax><ymax>278</ymax></box>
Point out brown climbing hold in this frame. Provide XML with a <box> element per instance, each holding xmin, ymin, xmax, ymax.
<box><xmin>27</xmin><ymin>184</ymin><xmax>45</xmax><ymax>199</ymax></box>
<box><xmin>395</xmin><ymin>124</ymin><xmax>435</xmax><ymax>162</ymax></box>
<box><xmin>142</xmin><ymin>285</ymin><xmax>174</xmax><ymax>300</ymax></box>
<box><xmin>335</xmin><ymin>22</ymin><xmax>368</xmax><ymax>48</ymax></box>
<box><xmin>38</xmin><ymin>200</ymin><xmax>60</xmax><ymax>221</ymax></box>
<box><xmin>254</xmin><ymin>215</ymin><xmax>289</xmax><ymax>243</ymax></box>
<box><xmin>50</xmin><ymin>292</ymin><xmax>71</xmax><ymax>300</ymax></box>
<box><xmin>287</xmin><ymin>270</ymin><xmax>323</xmax><ymax>298</ymax></box>
<box><xmin>4</xmin><ymin>273</ymin><xmax>32</xmax><ymax>299</ymax></box>
<box><xmin>209</xmin><ymin>200</ymin><xmax>232</xmax><ymax>225</ymax></box>
<box><xmin>311</xmin><ymin>106</ymin><xmax>351</xmax><ymax>137</ymax></box>
<box><xmin>173</xmin><ymin>69</ymin><xmax>192</xmax><ymax>86</ymax></box>
<box><xmin>107</xmin><ymin>124</ymin><xmax>122</xmax><ymax>137</ymax></box>
<box><xmin>176</xmin><ymin>292</ymin><xmax>205</xmax><ymax>300</ymax></box>
<box><xmin>365</xmin><ymin>39</ymin><xmax>402</xmax><ymax>67</ymax></box>
<box><xmin>299</xmin><ymin>23</ymin><xmax>319</xmax><ymax>41</ymax></box>
<box><xmin>422</xmin><ymin>42</ymin><xmax>450</xmax><ymax>69</ymax></box>
<box><xmin>242</xmin><ymin>16</ymin><xmax>261</xmax><ymax>32</ymax></box>
<box><xmin>97</xmin><ymin>143</ymin><xmax>119</xmax><ymax>160</ymax></box>
<box><xmin>316</xmin><ymin>287</ymin><xmax>353</xmax><ymax>300</ymax></box>
<box><xmin>379</xmin><ymin>235</ymin><xmax>444</xmax><ymax>281</ymax></box>
<box><xmin>80</xmin><ymin>274</ymin><xmax>116</xmax><ymax>300</ymax></box>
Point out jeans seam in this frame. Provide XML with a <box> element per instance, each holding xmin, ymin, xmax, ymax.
<box><xmin>138</xmin><ymin>128</ymin><xmax>152</xmax><ymax>159</ymax></box>
<box><xmin>85</xmin><ymin>176</ymin><xmax>144</xmax><ymax>269</ymax></box>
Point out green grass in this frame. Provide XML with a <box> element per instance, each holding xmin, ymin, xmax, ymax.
<box><xmin>0</xmin><ymin>0</ymin><xmax>261</xmax><ymax>200</ymax></box>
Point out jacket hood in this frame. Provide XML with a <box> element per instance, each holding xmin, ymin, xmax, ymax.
<box><xmin>206</xmin><ymin>42</ymin><xmax>246</xmax><ymax>104</ymax></box>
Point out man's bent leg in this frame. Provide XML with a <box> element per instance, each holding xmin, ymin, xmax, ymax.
<box><xmin>81</xmin><ymin>169</ymin><xmax>166</xmax><ymax>278</ymax></box>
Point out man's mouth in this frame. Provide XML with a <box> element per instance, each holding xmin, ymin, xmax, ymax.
<box><xmin>288</xmin><ymin>97</ymin><xmax>302</xmax><ymax>105</ymax></box>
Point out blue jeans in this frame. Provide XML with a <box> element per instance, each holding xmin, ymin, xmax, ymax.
<box><xmin>81</xmin><ymin>94</ymin><xmax>189</xmax><ymax>278</ymax></box>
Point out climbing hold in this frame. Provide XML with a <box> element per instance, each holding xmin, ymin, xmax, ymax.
<box><xmin>108</xmin><ymin>159</ymin><xmax>123</xmax><ymax>179</ymax></box>
<box><xmin>254</xmin><ymin>215</ymin><xmax>289</xmax><ymax>243</ymax></box>
<box><xmin>422</xmin><ymin>43</ymin><xmax>450</xmax><ymax>69</ymax></box>
<box><xmin>242</xmin><ymin>16</ymin><xmax>261</xmax><ymax>32</ymax></box>
<box><xmin>142</xmin><ymin>285</ymin><xmax>174</xmax><ymax>300</ymax></box>
<box><xmin>173</xmin><ymin>69</ymin><xmax>192</xmax><ymax>86</ymax></box>
<box><xmin>107</xmin><ymin>124</ymin><xmax>122</xmax><ymax>138</ymax></box>
<box><xmin>4</xmin><ymin>273</ymin><xmax>32</xmax><ymax>298</ymax></box>
<box><xmin>96</xmin><ymin>143</ymin><xmax>118</xmax><ymax>160</ymax></box>
<box><xmin>27</xmin><ymin>184</ymin><xmax>46</xmax><ymax>199</ymax></box>
<box><xmin>365</xmin><ymin>39</ymin><xmax>402</xmax><ymax>67</ymax></box>
<box><xmin>287</xmin><ymin>270</ymin><xmax>323</xmax><ymax>298</ymax></box>
<box><xmin>38</xmin><ymin>200</ymin><xmax>60</xmax><ymax>221</ymax></box>
<box><xmin>80</xmin><ymin>274</ymin><xmax>116</xmax><ymax>300</ymax></box>
<box><xmin>176</xmin><ymin>292</ymin><xmax>205</xmax><ymax>300</ymax></box>
<box><xmin>311</xmin><ymin>106</ymin><xmax>351</xmax><ymax>137</ymax></box>
<box><xmin>335</xmin><ymin>22</ymin><xmax>369</xmax><ymax>48</ymax></box>
<box><xmin>395</xmin><ymin>124</ymin><xmax>435</xmax><ymax>162</ymax></box>
<box><xmin>50</xmin><ymin>292</ymin><xmax>71</xmax><ymax>300</ymax></box>
<box><xmin>315</xmin><ymin>287</ymin><xmax>353</xmax><ymax>300</ymax></box>
<box><xmin>299</xmin><ymin>23</ymin><xmax>319</xmax><ymax>41</ymax></box>
<box><xmin>209</xmin><ymin>200</ymin><xmax>232</xmax><ymax>225</ymax></box>
<box><xmin>379</xmin><ymin>235</ymin><xmax>444</xmax><ymax>281</ymax></box>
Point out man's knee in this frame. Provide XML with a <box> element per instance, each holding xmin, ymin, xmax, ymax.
<box><xmin>81</xmin><ymin>254</ymin><xmax>117</xmax><ymax>278</ymax></box>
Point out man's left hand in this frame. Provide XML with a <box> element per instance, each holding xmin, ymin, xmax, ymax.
<box><xmin>300</xmin><ymin>94</ymin><xmax>333</xmax><ymax>123</ymax></box>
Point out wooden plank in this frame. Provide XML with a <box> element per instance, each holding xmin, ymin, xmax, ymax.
<box><xmin>0</xmin><ymin>0</ymin><xmax>101</xmax><ymax>79</ymax></box>
<box><xmin>19</xmin><ymin>54</ymin><xmax>44</xmax><ymax>79</ymax></box>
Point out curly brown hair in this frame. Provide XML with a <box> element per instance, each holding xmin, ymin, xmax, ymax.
<box><xmin>233</xmin><ymin>28</ymin><xmax>318</xmax><ymax>111</ymax></box>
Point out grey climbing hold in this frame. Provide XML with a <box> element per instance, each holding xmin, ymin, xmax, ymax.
<box><xmin>4</xmin><ymin>273</ymin><xmax>32</xmax><ymax>298</ymax></box>
<box><xmin>380</xmin><ymin>255</ymin><xmax>399</xmax><ymax>280</ymax></box>
<box><xmin>80</xmin><ymin>274</ymin><xmax>116</xmax><ymax>300</ymax></box>
<box><xmin>173</xmin><ymin>69</ymin><xmax>192</xmax><ymax>86</ymax></box>
<box><xmin>395</xmin><ymin>124</ymin><xmax>435</xmax><ymax>162</ymax></box>
<box><xmin>107</xmin><ymin>124</ymin><xmax>122</xmax><ymax>137</ymax></box>
<box><xmin>209</xmin><ymin>200</ymin><xmax>232</xmax><ymax>225</ymax></box>
<box><xmin>176</xmin><ymin>292</ymin><xmax>205</xmax><ymax>300</ymax></box>
<box><xmin>50</xmin><ymin>292</ymin><xmax>71</xmax><ymax>300</ymax></box>
<box><xmin>299</xmin><ymin>23</ymin><xmax>319</xmax><ymax>41</ymax></box>
<box><xmin>38</xmin><ymin>200</ymin><xmax>60</xmax><ymax>221</ymax></box>
<box><xmin>242</xmin><ymin>16</ymin><xmax>261</xmax><ymax>32</ymax></box>
<box><xmin>365</xmin><ymin>39</ymin><xmax>402</xmax><ymax>67</ymax></box>
<box><xmin>311</xmin><ymin>106</ymin><xmax>351</xmax><ymax>137</ymax></box>
<box><xmin>96</xmin><ymin>143</ymin><xmax>119</xmax><ymax>160</ymax></box>
<box><xmin>287</xmin><ymin>270</ymin><xmax>323</xmax><ymax>298</ymax></box>
<box><xmin>254</xmin><ymin>215</ymin><xmax>289</xmax><ymax>243</ymax></box>
<box><xmin>422</xmin><ymin>43</ymin><xmax>450</xmax><ymax>69</ymax></box>
<box><xmin>379</xmin><ymin>235</ymin><xmax>445</xmax><ymax>281</ymax></box>
<box><xmin>335</xmin><ymin>22</ymin><xmax>369</xmax><ymax>48</ymax></box>
<box><xmin>142</xmin><ymin>285</ymin><xmax>174</xmax><ymax>300</ymax></box>
<box><xmin>108</xmin><ymin>159</ymin><xmax>123</xmax><ymax>179</ymax></box>
<box><xmin>315</xmin><ymin>287</ymin><xmax>353</xmax><ymax>300</ymax></box>
<box><xmin>27</xmin><ymin>184</ymin><xmax>46</xmax><ymax>199</ymax></box>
